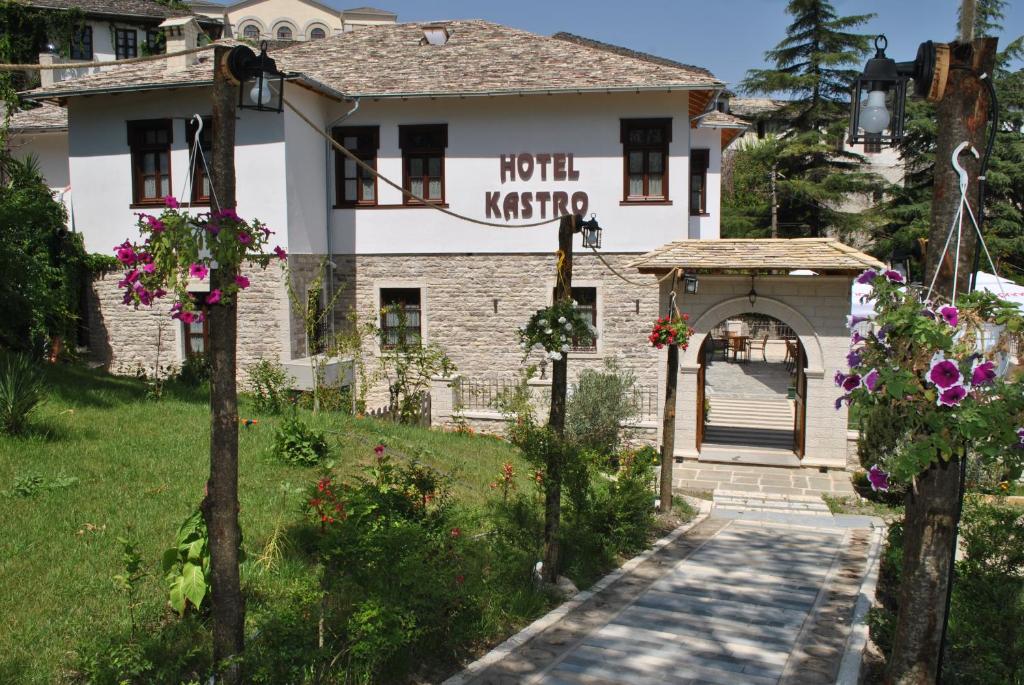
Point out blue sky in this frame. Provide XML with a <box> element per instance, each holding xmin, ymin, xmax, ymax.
<box><xmin>333</xmin><ymin>1</ymin><xmax>1024</xmax><ymax>89</ymax></box>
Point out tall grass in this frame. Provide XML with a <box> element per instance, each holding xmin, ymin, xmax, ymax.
<box><xmin>0</xmin><ymin>352</ymin><xmax>45</xmax><ymax>435</ymax></box>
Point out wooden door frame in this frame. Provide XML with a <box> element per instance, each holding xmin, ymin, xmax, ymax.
<box><xmin>793</xmin><ymin>340</ymin><xmax>808</xmax><ymax>458</ymax></box>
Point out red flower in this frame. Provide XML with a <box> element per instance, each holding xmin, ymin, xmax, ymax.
<box><xmin>450</xmin><ymin>527</ymin><xmax>461</xmax><ymax>538</ymax></box>
<box><xmin>455</xmin><ymin>574</ymin><xmax>465</xmax><ymax>585</ymax></box>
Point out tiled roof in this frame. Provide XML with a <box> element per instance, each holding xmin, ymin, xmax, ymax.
<box><xmin>698</xmin><ymin>111</ymin><xmax>748</xmax><ymax>128</ymax></box>
<box><xmin>630</xmin><ymin>238</ymin><xmax>886</xmax><ymax>275</ymax></box>
<box><xmin>551</xmin><ymin>32</ymin><xmax>715</xmax><ymax>79</ymax></box>
<box><xmin>26</xmin><ymin>20</ymin><xmax>723</xmax><ymax>100</ymax></box>
<box><xmin>7</xmin><ymin>102</ymin><xmax>67</xmax><ymax>131</ymax></box>
<box><xmin>19</xmin><ymin>0</ymin><xmax>198</xmax><ymax>20</ymax></box>
<box><xmin>342</xmin><ymin>6</ymin><xmax>397</xmax><ymax>16</ymax></box>
<box><xmin>728</xmin><ymin>98</ymin><xmax>788</xmax><ymax>118</ymax></box>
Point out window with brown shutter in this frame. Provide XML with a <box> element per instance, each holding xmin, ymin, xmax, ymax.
<box><xmin>399</xmin><ymin>124</ymin><xmax>447</xmax><ymax>204</ymax></box>
<box><xmin>333</xmin><ymin>126</ymin><xmax>379</xmax><ymax>207</ymax></box>
<box><xmin>127</xmin><ymin>120</ymin><xmax>172</xmax><ymax>206</ymax></box>
<box><xmin>621</xmin><ymin>118</ymin><xmax>671</xmax><ymax>202</ymax></box>
<box><xmin>689</xmin><ymin>149</ymin><xmax>709</xmax><ymax>216</ymax></box>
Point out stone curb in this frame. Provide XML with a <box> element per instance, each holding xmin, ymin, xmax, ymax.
<box><xmin>439</xmin><ymin>500</ymin><xmax>713</xmax><ymax>685</ymax></box>
<box><xmin>836</xmin><ymin>524</ymin><xmax>885</xmax><ymax>684</ymax></box>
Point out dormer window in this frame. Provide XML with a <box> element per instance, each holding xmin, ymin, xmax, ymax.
<box><xmin>421</xmin><ymin>24</ymin><xmax>449</xmax><ymax>45</ymax></box>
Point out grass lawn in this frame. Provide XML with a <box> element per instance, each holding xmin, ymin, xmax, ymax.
<box><xmin>0</xmin><ymin>365</ymin><xmax>533</xmax><ymax>683</ymax></box>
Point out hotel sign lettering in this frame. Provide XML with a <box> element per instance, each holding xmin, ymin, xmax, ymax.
<box><xmin>485</xmin><ymin>153</ymin><xmax>588</xmax><ymax>221</ymax></box>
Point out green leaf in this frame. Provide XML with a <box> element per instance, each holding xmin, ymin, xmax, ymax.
<box><xmin>186</xmin><ymin>538</ymin><xmax>204</xmax><ymax>563</ymax></box>
<box><xmin>167</xmin><ymin>577</ymin><xmax>186</xmax><ymax>615</ymax></box>
<box><xmin>161</xmin><ymin>547</ymin><xmax>178</xmax><ymax>573</ymax></box>
<box><xmin>180</xmin><ymin>562</ymin><xmax>207</xmax><ymax>610</ymax></box>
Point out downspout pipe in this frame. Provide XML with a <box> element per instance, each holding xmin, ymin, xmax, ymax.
<box><xmin>323</xmin><ymin>97</ymin><xmax>360</xmax><ymax>338</ymax></box>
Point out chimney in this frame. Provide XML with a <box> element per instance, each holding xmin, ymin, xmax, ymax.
<box><xmin>420</xmin><ymin>23</ymin><xmax>450</xmax><ymax>46</ymax></box>
<box><xmin>159</xmin><ymin>17</ymin><xmax>203</xmax><ymax>71</ymax></box>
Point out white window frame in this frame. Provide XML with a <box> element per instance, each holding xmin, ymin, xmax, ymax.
<box><xmin>375</xmin><ymin>281</ymin><xmax>428</xmax><ymax>352</ymax></box>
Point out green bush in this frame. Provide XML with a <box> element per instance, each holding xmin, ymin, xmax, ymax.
<box><xmin>161</xmin><ymin>509</ymin><xmax>211</xmax><ymax>616</ymax></box>
<box><xmin>175</xmin><ymin>353</ymin><xmax>210</xmax><ymax>388</ymax></box>
<box><xmin>0</xmin><ymin>351</ymin><xmax>45</xmax><ymax>434</ymax></box>
<box><xmin>565</xmin><ymin>362</ymin><xmax>638</xmax><ymax>458</ymax></box>
<box><xmin>868</xmin><ymin>501</ymin><xmax>1024</xmax><ymax>684</ymax></box>
<box><xmin>270</xmin><ymin>410</ymin><xmax>328</xmax><ymax>466</ymax></box>
<box><xmin>246</xmin><ymin>359</ymin><xmax>292</xmax><ymax>414</ymax></box>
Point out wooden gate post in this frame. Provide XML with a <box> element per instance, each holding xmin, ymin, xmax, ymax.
<box><xmin>659</xmin><ymin>341</ymin><xmax>679</xmax><ymax>512</ymax></box>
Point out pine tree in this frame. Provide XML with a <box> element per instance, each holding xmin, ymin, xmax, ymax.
<box><xmin>874</xmin><ymin>0</ymin><xmax>1023</xmax><ymax>280</ymax></box>
<box><xmin>728</xmin><ymin>0</ymin><xmax>885</xmax><ymax>241</ymax></box>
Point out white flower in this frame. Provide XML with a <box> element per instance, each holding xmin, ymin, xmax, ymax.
<box><xmin>519</xmin><ymin>341</ymin><xmax>527</xmax><ymax>349</ymax></box>
<box><xmin>571</xmin><ymin>300</ymin><xmax>578</xmax><ymax>307</ymax></box>
<box><xmin>532</xmin><ymin>343</ymin><xmax>544</xmax><ymax>351</ymax></box>
<box><xmin>561</xmin><ymin>344</ymin><xmax>570</xmax><ymax>352</ymax></box>
<box><xmin>544</xmin><ymin>328</ymin><xmax>553</xmax><ymax>335</ymax></box>
<box><xmin>564</xmin><ymin>323</ymin><xmax>572</xmax><ymax>331</ymax></box>
<box><xmin>549</xmin><ymin>351</ymin><xmax>563</xmax><ymax>361</ymax></box>
<box><xmin>558</xmin><ymin>316</ymin><xmax>567</xmax><ymax>324</ymax></box>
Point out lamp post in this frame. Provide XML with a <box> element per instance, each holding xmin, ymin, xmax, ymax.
<box><xmin>848</xmin><ymin>24</ymin><xmax>1000</xmax><ymax>683</ymax></box>
<box><xmin>204</xmin><ymin>43</ymin><xmax>286</xmax><ymax>684</ymax></box>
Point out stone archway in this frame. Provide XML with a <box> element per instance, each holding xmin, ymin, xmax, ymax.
<box><xmin>682</xmin><ymin>295</ymin><xmax>824</xmax><ymax>374</ymax></box>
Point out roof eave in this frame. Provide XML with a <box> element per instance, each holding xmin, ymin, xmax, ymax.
<box><xmin>23</xmin><ymin>79</ymin><xmax>213</xmax><ymax>101</ymax></box>
<box><xmin>346</xmin><ymin>83</ymin><xmax>724</xmax><ymax>99</ymax></box>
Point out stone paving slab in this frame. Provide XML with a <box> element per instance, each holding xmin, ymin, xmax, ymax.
<box><xmin>454</xmin><ymin>515</ymin><xmax>874</xmax><ymax>685</ymax></box>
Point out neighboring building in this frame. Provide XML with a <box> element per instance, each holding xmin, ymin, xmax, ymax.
<box><xmin>6</xmin><ymin>102</ymin><xmax>72</xmax><ymax>218</ymax></box>
<box><xmin>24</xmin><ymin>19</ymin><xmax>738</xmax><ymax>415</ymax></box>
<box><xmin>220</xmin><ymin>1</ymin><xmax>396</xmax><ymax>41</ymax></box>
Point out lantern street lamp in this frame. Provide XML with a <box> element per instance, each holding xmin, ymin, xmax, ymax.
<box><xmin>747</xmin><ymin>275</ymin><xmax>758</xmax><ymax>306</ymax></box>
<box><xmin>224</xmin><ymin>41</ymin><xmax>287</xmax><ymax>112</ymax></box>
<box><xmin>579</xmin><ymin>214</ymin><xmax>602</xmax><ymax>249</ymax></box>
<box><xmin>683</xmin><ymin>273</ymin><xmax>699</xmax><ymax>295</ymax></box>
<box><xmin>848</xmin><ymin>36</ymin><xmax>949</xmax><ymax>148</ymax></box>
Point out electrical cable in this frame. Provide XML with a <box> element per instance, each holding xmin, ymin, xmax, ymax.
<box><xmin>283</xmin><ymin>96</ymin><xmax>560</xmax><ymax>229</ymax></box>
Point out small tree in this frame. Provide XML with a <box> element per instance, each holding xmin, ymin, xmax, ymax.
<box><xmin>378</xmin><ymin>305</ymin><xmax>455</xmax><ymax>424</ymax></box>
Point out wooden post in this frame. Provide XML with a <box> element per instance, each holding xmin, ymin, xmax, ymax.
<box><xmin>886</xmin><ymin>34</ymin><xmax>998</xmax><ymax>685</ymax></box>
<box><xmin>770</xmin><ymin>164</ymin><xmax>778</xmax><ymax>239</ymax></box>
<box><xmin>659</xmin><ymin>337</ymin><xmax>679</xmax><ymax>513</ymax></box>
<box><xmin>543</xmin><ymin>214</ymin><xmax>575</xmax><ymax>584</ymax></box>
<box><xmin>202</xmin><ymin>45</ymin><xmax>245</xmax><ymax>684</ymax></box>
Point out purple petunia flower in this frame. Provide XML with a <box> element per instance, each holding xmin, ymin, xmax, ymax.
<box><xmin>864</xmin><ymin>368</ymin><xmax>880</xmax><ymax>392</ymax></box>
<box><xmin>1017</xmin><ymin>427</ymin><xmax>1024</xmax><ymax>445</ymax></box>
<box><xmin>971</xmin><ymin>359</ymin><xmax>996</xmax><ymax>386</ymax></box>
<box><xmin>163</xmin><ymin>195</ymin><xmax>179</xmax><ymax>209</ymax></box>
<box><xmin>114</xmin><ymin>240</ymin><xmax>138</xmax><ymax>265</ymax></box>
<box><xmin>939</xmin><ymin>305</ymin><xmax>959</xmax><ymax>327</ymax></box>
<box><xmin>842</xmin><ymin>374</ymin><xmax>862</xmax><ymax>392</ymax></box>
<box><xmin>189</xmin><ymin>263</ymin><xmax>208</xmax><ymax>280</ymax></box>
<box><xmin>851</xmin><ymin>330</ymin><xmax>865</xmax><ymax>345</ymax></box>
<box><xmin>937</xmin><ymin>383</ymin><xmax>968</xmax><ymax>407</ymax></box>
<box><xmin>834</xmin><ymin>370</ymin><xmax>847</xmax><ymax>387</ymax></box>
<box><xmin>237</xmin><ymin>231</ymin><xmax>253</xmax><ymax>245</ymax></box>
<box><xmin>835</xmin><ymin>394</ymin><xmax>851</xmax><ymax>410</ymax></box>
<box><xmin>235</xmin><ymin>275</ymin><xmax>250</xmax><ymax>289</ymax></box>
<box><xmin>928</xmin><ymin>354</ymin><xmax>963</xmax><ymax>389</ymax></box>
<box><xmin>847</xmin><ymin>314</ymin><xmax>870</xmax><ymax>330</ymax></box>
<box><xmin>884</xmin><ymin>269</ymin><xmax>906</xmax><ymax>284</ymax></box>
<box><xmin>847</xmin><ymin>350</ymin><xmax>862</xmax><ymax>368</ymax></box>
<box><xmin>856</xmin><ymin>269</ymin><xmax>878</xmax><ymax>284</ymax></box>
<box><xmin>868</xmin><ymin>464</ymin><xmax>890</xmax><ymax>492</ymax></box>
<box><xmin>213</xmin><ymin>208</ymin><xmax>241</xmax><ymax>222</ymax></box>
<box><xmin>206</xmin><ymin>289</ymin><xmax>221</xmax><ymax>305</ymax></box>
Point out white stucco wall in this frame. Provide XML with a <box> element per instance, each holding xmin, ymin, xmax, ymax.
<box><xmin>227</xmin><ymin>0</ymin><xmax>342</xmax><ymax>39</ymax></box>
<box><xmin>67</xmin><ymin>86</ymin><xmax>288</xmax><ymax>253</ymax></box>
<box><xmin>8</xmin><ymin>130</ymin><xmax>70</xmax><ymax>191</ymax></box>
<box><xmin>688</xmin><ymin>127</ymin><xmax>721</xmax><ymax>241</ymax></box>
<box><xmin>320</xmin><ymin>91</ymin><xmax>709</xmax><ymax>255</ymax></box>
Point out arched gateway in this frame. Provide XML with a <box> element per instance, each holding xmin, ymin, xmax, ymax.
<box><xmin>629</xmin><ymin>238</ymin><xmax>885</xmax><ymax>470</ymax></box>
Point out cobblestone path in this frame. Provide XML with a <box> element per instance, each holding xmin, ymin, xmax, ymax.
<box><xmin>458</xmin><ymin>516</ymin><xmax>873</xmax><ymax>685</ymax></box>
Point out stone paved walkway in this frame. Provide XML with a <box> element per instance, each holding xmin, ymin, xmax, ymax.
<box><xmin>672</xmin><ymin>462</ymin><xmax>855</xmax><ymax>498</ymax></box>
<box><xmin>454</xmin><ymin>515</ymin><xmax>874</xmax><ymax>685</ymax></box>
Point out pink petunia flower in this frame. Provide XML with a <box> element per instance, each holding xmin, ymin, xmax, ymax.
<box><xmin>864</xmin><ymin>368</ymin><xmax>880</xmax><ymax>392</ymax></box>
<box><xmin>938</xmin><ymin>305</ymin><xmax>959</xmax><ymax>327</ymax></box>
<box><xmin>937</xmin><ymin>383</ymin><xmax>968</xmax><ymax>407</ymax></box>
<box><xmin>971</xmin><ymin>359</ymin><xmax>996</xmax><ymax>386</ymax></box>
<box><xmin>189</xmin><ymin>263</ymin><xmax>209</xmax><ymax>280</ymax></box>
<box><xmin>214</xmin><ymin>208</ymin><xmax>241</xmax><ymax>222</ymax></box>
<box><xmin>178</xmin><ymin>310</ymin><xmax>196</xmax><ymax>324</ymax></box>
<box><xmin>237</xmin><ymin>231</ymin><xmax>253</xmax><ymax>245</ymax></box>
<box><xmin>145</xmin><ymin>215</ymin><xmax>165</xmax><ymax>233</ymax></box>
<box><xmin>884</xmin><ymin>269</ymin><xmax>905</xmax><ymax>284</ymax></box>
<box><xmin>273</xmin><ymin>245</ymin><xmax>287</xmax><ymax>261</ymax></box>
<box><xmin>235</xmin><ymin>275</ymin><xmax>250</xmax><ymax>289</ymax></box>
<box><xmin>856</xmin><ymin>269</ymin><xmax>879</xmax><ymax>285</ymax></box>
<box><xmin>142</xmin><ymin>263</ymin><xmax>156</xmax><ymax>274</ymax></box>
<box><xmin>114</xmin><ymin>241</ymin><xmax>138</xmax><ymax>265</ymax></box>
<box><xmin>163</xmin><ymin>196</ymin><xmax>179</xmax><ymax>209</ymax></box>
<box><xmin>374</xmin><ymin>444</ymin><xmax>385</xmax><ymax>456</ymax></box>
<box><xmin>206</xmin><ymin>289</ymin><xmax>222</xmax><ymax>305</ymax></box>
<box><xmin>928</xmin><ymin>354</ymin><xmax>963</xmax><ymax>389</ymax></box>
<box><xmin>868</xmin><ymin>465</ymin><xmax>890</xmax><ymax>492</ymax></box>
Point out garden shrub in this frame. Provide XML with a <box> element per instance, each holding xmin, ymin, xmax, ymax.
<box><xmin>0</xmin><ymin>351</ymin><xmax>45</xmax><ymax>435</ymax></box>
<box><xmin>175</xmin><ymin>353</ymin><xmax>210</xmax><ymax>388</ymax></box>
<box><xmin>161</xmin><ymin>509</ymin><xmax>211</xmax><ymax>617</ymax></box>
<box><xmin>270</xmin><ymin>409</ymin><xmax>329</xmax><ymax>466</ymax></box>
<box><xmin>246</xmin><ymin>358</ymin><xmax>292</xmax><ymax>414</ymax></box>
<box><xmin>867</xmin><ymin>500</ymin><xmax>1024</xmax><ymax>684</ymax></box>
<box><xmin>565</xmin><ymin>361</ymin><xmax>638</xmax><ymax>458</ymax></box>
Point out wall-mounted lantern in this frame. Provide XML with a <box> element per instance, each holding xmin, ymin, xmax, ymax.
<box><xmin>748</xmin><ymin>275</ymin><xmax>758</xmax><ymax>306</ymax></box>
<box><xmin>848</xmin><ymin>36</ymin><xmax>949</xmax><ymax>148</ymax></box>
<box><xmin>683</xmin><ymin>273</ymin><xmax>699</xmax><ymax>295</ymax></box>
<box><xmin>579</xmin><ymin>214</ymin><xmax>602</xmax><ymax>249</ymax></box>
<box><xmin>224</xmin><ymin>41</ymin><xmax>286</xmax><ymax>112</ymax></box>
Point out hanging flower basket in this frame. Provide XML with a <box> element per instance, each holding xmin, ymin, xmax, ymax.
<box><xmin>518</xmin><ymin>300</ymin><xmax>595</xmax><ymax>361</ymax></box>
<box><xmin>648</xmin><ymin>314</ymin><xmax>693</xmax><ymax>350</ymax></box>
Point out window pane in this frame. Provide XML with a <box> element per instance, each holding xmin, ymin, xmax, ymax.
<box><xmin>157</xmin><ymin>152</ymin><xmax>168</xmax><ymax>172</ymax></box>
<box><xmin>361</xmin><ymin>177</ymin><xmax>375</xmax><ymax>201</ymax></box>
<box><xmin>410</xmin><ymin>178</ymin><xmax>423</xmax><ymax>197</ymax></box>
<box><xmin>160</xmin><ymin>176</ymin><xmax>169</xmax><ymax>197</ymax></box>
<box><xmin>628</xmin><ymin>129</ymin><xmax>644</xmax><ymax>145</ymax></box>
<box><xmin>344</xmin><ymin>158</ymin><xmax>356</xmax><ymax>178</ymax></box>
<box><xmin>648</xmin><ymin>173</ymin><xmax>663</xmax><ymax>197</ymax></box>
<box><xmin>144</xmin><ymin>177</ymin><xmax>156</xmax><ymax>197</ymax></box>
<box><xmin>646</xmin><ymin>127</ymin><xmax>663</xmax><ymax>144</ymax></box>
<box><xmin>629</xmin><ymin>174</ymin><xmax>643</xmax><ymax>196</ymax></box>
<box><xmin>409</xmin><ymin>157</ymin><xmax>423</xmax><ymax>177</ymax></box>
<box><xmin>344</xmin><ymin>180</ymin><xmax>357</xmax><ymax>200</ymax></box>
<box><xmin>343</xmin><ymin>136</ymin><xmax>358</xmax><ymax>148</ymax></box>
<box><xmin>201</xmin><ymin>176</ymin><xmax>210</xmax><ymax>198</ymax></box>
<box><xmin>628</xmin><ymin>151</ymin><xmax>644</xmax><ymax>173</ymax></box>
<box><xmin>143</xmin><ymin>153</ymin><xmax>155</xmax><ymax>173</ymax></box>
<box><xmin>427</xmin><ymin>156</ymin><xmax>441</xmax><ymax>177</ymax></box>
<box><xmin>649</xmin><ymin>151</ymin><xmax>663</xmax><ymax>173</ymax></box>
<box><xmin>428</xmin><ymin>178</ymin><xmax>441</xmax><ymax>199</ymax></box>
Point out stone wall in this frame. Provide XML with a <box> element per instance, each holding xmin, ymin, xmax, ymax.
<box><xmin>334</xmin><ymin>253</ymin><xmax>664</xmax><ymax>411</ymax></box>
<box><xmin>87</xmin><ymin>260</ymin><xmax>289</xmax><ymax>386</ymax></box>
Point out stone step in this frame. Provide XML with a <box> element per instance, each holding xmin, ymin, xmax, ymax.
<box><xmin>712</xmin><ymin>489</ymin><xmax>832</xmax><ymax>516</ymax></box>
